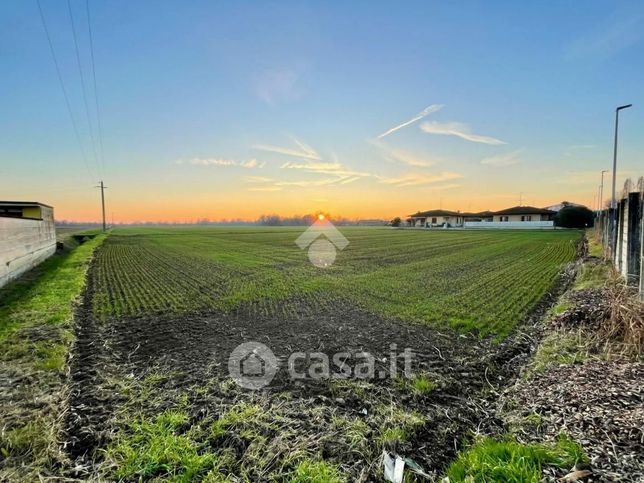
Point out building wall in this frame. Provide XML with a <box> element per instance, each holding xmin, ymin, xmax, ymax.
<box><xmin>492</xmin><ymin>213</ymin><xmax>549</xmax><ymax>222</ymax></box>
<box><xmin>0</xmin><ymin>206</ymin><xmax>56</xmax><ymax>287</ymax></box>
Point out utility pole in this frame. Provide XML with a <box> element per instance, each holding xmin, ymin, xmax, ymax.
<box><xmin>610</xmin><ymin>104</ymin><xmax>632</xmax><ymax>259</ymax></box>
<box><xmin>96</xmin><ymin>180</ymin><xmax>107</xmax><ymax>231</ymax></box>
<box><xmin>599</xmin><ymin>169</ymin><xmax>608</xmax><ymax>212</ymax></box>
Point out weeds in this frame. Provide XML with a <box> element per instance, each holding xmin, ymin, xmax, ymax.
<box><xmin>446</xmin><ymin>434</ymin><xmax>586</xmax><ymax>482</ymax></box>
<box><xmin>290</xmin><ymin>459</ymin><xmax>345</xmax><ymax>482</ymax></box>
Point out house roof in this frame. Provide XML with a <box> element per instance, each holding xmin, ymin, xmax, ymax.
<box><xmin>409</xmin><ymin>209</ymin><xmax>461</xmax><ymax>218</ymax></box>
<box><xmin>0</xmin><ymin>201</ymin><xmax>53</xmax><ymax>209</ymax></box>
<box><xmin>461</xmin><ymin>210</ymin><xmax>494</xmax><ymax>217</ymax></box>
<box><xmin>493</xmin><ymin>205</ymin><xmax>556</xmax><ymax>216</ymax></box>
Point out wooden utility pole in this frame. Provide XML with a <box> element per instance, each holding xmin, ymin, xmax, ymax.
<box><xmin>96</xmin><ymin>180</ymin><xmax>107</xmax><ymax>231</ymax></box>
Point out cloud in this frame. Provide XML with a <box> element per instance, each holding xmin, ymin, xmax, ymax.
<box><xmin>377</xmin><ymin>172</ymin><xmax>462</xmax><ymax>187</ymax></box>
<box><xmin>377</xmin><ymin>104</ymin><xmax>444</xmax><ymax>139</ymax></box>
<box><xmin>176</xmin><ymin>158</ymin><xmax>265</xmax><ymax>168</ymax></box>
<box><xmin>253</xmin><ymin>137</ymin><xmax>321</xmax><ymax>160</ymax></box>
<box><xmin>371</xmin><ymin>140</ymin><xmax>435</xmax><ymax>168</ymax></box>
<box><xmin>280</xmin><ymin>161</ymin><xmax>371</xmax><ymax>178</ymax></box>
<box><xmin>480</xmin><ymin>149</ymin><xmax>523</xmax><ymax>167</ymax></box>
<box><xmin>564</xmin><ymin>6</ymin><xmax>644</xmax><ymax>61</ymax></box>
<box><xmin>248</xmin><ymin>186</ymin><xmax>283</xmax><ymax>192</ymax></box>
<box><xmin>243</xmin><ymin>175</ymin><xmax>274</xmax><ymax>183</ymax></box>
<box><xmin>255</xmin><ymin>67</ymin><xmax>303</xmax><ymax>104</ymax></box>
<box><xmin>420</xmin><ymin>121</ymin><xmax>506</xmax><ymax>145</ymax></box>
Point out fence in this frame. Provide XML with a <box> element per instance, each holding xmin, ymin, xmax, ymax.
<box><xmin>463</xmin><ymin>220</ymin><xmax>554</xmax><ymax>229</ymax></box>
<box><xmin>596</xmin><ymin>177</ymin><xmax>644</xmax><ymax>301</ymax></box>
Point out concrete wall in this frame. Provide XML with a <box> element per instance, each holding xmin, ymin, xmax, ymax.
<box><xmin>464</xmin><ymin>220</ymin><xmax>554</xmax><ymax>229</ymax></box>
<box><xmin>0</xmin><ymin>206</ymin><xmax>56</xmax><ymax>287</ymax></box>
<box><xmin>492</xmin><ymin>214</ymin><xmax>549</xmax><ymax>222</ymax></box>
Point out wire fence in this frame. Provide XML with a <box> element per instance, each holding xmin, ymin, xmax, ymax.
<box><xmin>596</xmin><ymin>177</ymin><xmax>644</xmax><ymax>301</ymax></box>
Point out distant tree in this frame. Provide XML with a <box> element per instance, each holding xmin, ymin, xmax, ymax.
<box><xmin>390</xmin><ymin>217</ymin><xmax>402</xmax><ymax>227</ymax></box>
<box><xmin>555</xmin><ymin>205</ymin><xmax>594</xmax><ymax>228</ymax></box>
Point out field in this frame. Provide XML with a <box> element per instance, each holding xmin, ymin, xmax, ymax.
<box><xmin>54</xmin><ymin>226</ymin><xmax>583</xmax><ymax>481</ymax></box>
<box><xmin>92</xmin><ymin>227</ymin><xmax>579</xmax><ymax>337</ymax></box>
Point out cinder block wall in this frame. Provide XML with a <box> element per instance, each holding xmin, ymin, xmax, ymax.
<box><xmin>0</xmin><ymin>207</ymin><xmax>56</xmax><ymax>288</ymax></box>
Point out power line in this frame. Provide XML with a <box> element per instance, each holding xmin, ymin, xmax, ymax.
<box><xmin>85</xmin><ymin>0</ymin><xmax>106</xmax><ymax>176</ymax></box>
<box><xmin>36</xmin><ymin>0</ymin><xmax>95</xmax><ymax>184</ymax></box>
<box><xmin>67</xmin><ymin>0</ymin><xmax>101</xmax><ymax>178</ymax></box>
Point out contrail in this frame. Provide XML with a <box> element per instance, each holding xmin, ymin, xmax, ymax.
<box><xmin>377</xmin><ymin>104</ymin><xmax>444</xmax><ymax>139</ymax></box>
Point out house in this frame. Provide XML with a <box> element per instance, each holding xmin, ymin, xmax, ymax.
<box><xmin>0</xmin><ymin>201</ymin><xmax>56</xmax><ymax>288</ymax></box>
<box><xmin>492</xmin><ymin>206</ymin><xmax>555</xmax><ymax>222</ymax></box>
<box><xmin>461</xmin><ymin>211</ymin><xmax>494</xmax><ymax>222</ymax></box>
<box><xmin>408</xmin><ymin>210</ymin><xmax>464</xmax><ymax>227</ymax></box>
<box><xmin>405</xmin><ymin>205</ymin><xmax>559</xmax><ymax>229</ymax></box>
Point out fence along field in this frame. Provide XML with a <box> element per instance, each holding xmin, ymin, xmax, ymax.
<box><xmin>92</xmin><ymin>227</ymin><xmax>580</xmax><ymax>338</ymax></box>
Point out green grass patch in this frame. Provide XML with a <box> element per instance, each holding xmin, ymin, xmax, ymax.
<box><xmin>104</xmin><ymin>409</ymin><xmax>225</xmax><ymax>481</ymax></box>
<box><xmin>573</xmin><ymin>262</ymin><xmax>612</xmax><ymax>290</ymax></box>
<box><xmin>209</xmin><ymin>403</ymin><xmax>263</xmax><ymax>440</ymax></box>
<box><xmin>395</xmin><ymin>374</ymin><xmax>437</xmax><ymax>395</ymax></box>
<box><xmin>446</xmin><ymin>434</ymin><xmax>586</xmax><ymax>482</ymax></box>
<box><xmin>290</xmin><ymin>459</ymin><xmax>345</xmax><ymax>483</ymax></box>
<box><xmin>527</xmin><ymin>331</ymin><xmax>588</xmax><ymax>377</ymax></box>
<box><xmin>0</xmin><ymin>233</ymin><xmax>107</xmax><ymax>344</ymax></box>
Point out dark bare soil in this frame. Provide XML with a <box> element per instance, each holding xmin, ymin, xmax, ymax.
<box><xmin>62</xmin><ymin>258</ymin><xmax>576</xmax><ymax>480</ymax></box>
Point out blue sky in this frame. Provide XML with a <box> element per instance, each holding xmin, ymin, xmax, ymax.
<box><xmin>1</xmin><ymin>0</ymin><xmax>643</xmax><ymax>221</ymax></box>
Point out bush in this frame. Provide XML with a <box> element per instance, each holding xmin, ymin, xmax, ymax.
<box><xmin>555</xmin><ymin>206</ymin><xmax>594</xmax><ymax>228</ymax></box>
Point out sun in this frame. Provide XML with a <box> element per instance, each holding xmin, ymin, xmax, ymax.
<box><xmin>318</xmin><ymin>214</ymin><xmax>325</xmax><ymax>221</ymax></box>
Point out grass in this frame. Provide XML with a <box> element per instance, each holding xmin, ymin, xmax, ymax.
<box><xmin>0</xmin><ymin>231</ymin><xmax>106</xmax><ymax>480</ymax></box>
<box><xmin>446</xmin><ymin>434</ymin><xmax>586</xmax><ymax>482</ymax></box>
<box><xmin>0</xmin><ymin>232</ymin><xmax>106</xmax><ymax>345</ymax></box>
<box><xmin>105</xmin><ymin>409</ymin><xmax>224</xmax><ymax>481</ymax></box>
<box><xmin>573</xmin><ymin>261</ymin><xmax>612</xmax><ymax>290</ymax></box>
<box><xmin>395</xmin><ymin>374</ymin><xmax>437</xmax><ymax>395</ymax></box>
<box><xmin>290</xmin><ymin>460</ymin><xmax>345</xmax><ymax>482</ymax></box>
<box><xmin>92</xmin><ymin>227</ymin><xmax>580</xmax><ymax>339</ymax></box>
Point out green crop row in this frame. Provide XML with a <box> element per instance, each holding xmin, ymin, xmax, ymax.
<box><xmin>91</xmin><ymin>227</ymin><xmax>580</xmax><ymax>338</ymax></box>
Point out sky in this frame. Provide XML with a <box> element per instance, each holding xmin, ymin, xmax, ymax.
<box><xmin>1</xmin><ymin>0</ymin><xmax>644</xmax><ymax>223</ymax></box>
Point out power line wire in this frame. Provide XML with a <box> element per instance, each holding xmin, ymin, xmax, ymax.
<box><xmin>36</xmin><ymin>0</ymin><xmax>95</xmax><ymax>184</ymax></box>
<box><xmin>85</xmin><ymin>0</ymin><xmax>106</xmax><ymax>176</ymax></box>
<box><xmin>67</xmin><ymin>0</ymin><xmax>101</xmax><ymax>178</ymax></box>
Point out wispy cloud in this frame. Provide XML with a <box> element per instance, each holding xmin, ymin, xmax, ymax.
<box><xmin>564</xmin><ymin>6</ymin><xmax>644</xmax><ymax>61</ymax></box>
<box><xmin>248</xmin><ymin>186</ymin><xmax>283</xmax><ymax>192</ymax></box>
<box><xmin>253</xmin><ymin>137</ymin><xmax>321</xmax><ymax>160</ymax></box>
<box><xmin>255</xmin><ymin>67</ymin><xmax>304</xmax><ymax>105</ymax></box>
<box><xmin>371</xmin><ymin>140</ymin><xmax>435</xmax><ymax>168</ymax></box>
<box><xmin>377</xmin><ymin>104</ymin><xmax>444</xmax><ymax>139</ymax></box>
<box><xmin>243</xmin><ymin>175</ymin><xmax>274</xmax><ymax>183</ymax></box>
<box><xmin>480</xmin><ymin>149</ymin><xmax>523</xmax><ymax>167</ymax></box>
<box><xmin>377</xmin><ymin>171</ymin><xmax>462</xmax><ymax>187</ymax></box>
<box><xmin>420</xmin><ymin>121</ymin><xmax>506</xmax><ymax>145</ymax></box>
<box><xmin>176</xmin><ymin>158</ymin><xmax>265</xmax><ymax>168</ymax></box>
<box><xmin>280</xmin><ymin>161</ymin><xmax>371</xmax><ymax>178</ymax></box>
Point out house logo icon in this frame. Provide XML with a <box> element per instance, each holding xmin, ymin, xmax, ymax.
<box><xmin>228</xmin><ymin>341</ymin><xmax>278</xmax><ymax>390</ymax></box>
<box><xmin>295</xmin><ymin>216</ymin><xmax>349</xmax><ymax>268</ymax></box>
